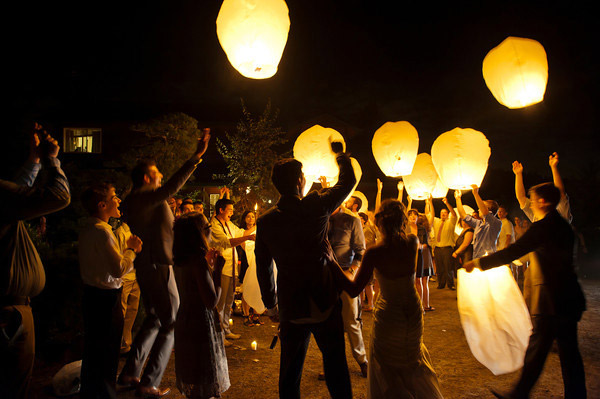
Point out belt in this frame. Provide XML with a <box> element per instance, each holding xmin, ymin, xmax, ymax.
<box><xmin>0</xmin><ymin>296</ymin><xmax>31</xmax><ymax>306</ymax></box>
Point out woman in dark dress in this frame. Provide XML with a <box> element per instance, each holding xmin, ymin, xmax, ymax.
<box><xmin>407</xmin><ymin>209</ymin><xmax>435</xmax><ymax>312</ymax></box>
<box><xmin>173</xmin><ymin>212</ymin><xmax>230</xmax><ymax>398</ymax></box>
<box><xmin>452</xmin><ymin>218</ymin><xmax>474</xmax><ymax>269</ymax></box>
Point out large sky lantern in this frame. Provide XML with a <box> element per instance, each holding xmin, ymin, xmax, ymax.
<box><xmin>431</xmin><ymin>176</ymin><xmax>449</xmax><ymax>199</ymax></box>
<box><xmin>372</xmin><ymin>121</ymin><xmax>419</xmax><ymax>177</ymax></box>
<box><xmin>342</xmin><ymin>157</ymin><xmax>363</xmax><ymax>204</ymax></box>
<box><xmin>216</xmin><ymin>0</ymin><xmax>290</xmax><ymax>79</ymax></box>
<box><xmin>293</xmin><ymin>125</ymin><xmax>346</xmax><ymax>183</ymax></box>
<box><xmin>402</xmin><ymin>153</ymin><xmax>438</xmax><ymax>200</ymax></box>
<box><xmin>482</xmin><ymin>36</ymin><xmax>548</xmax><ymax>109</ymax></box>
<box><xmin>431</xmin><ymin>128</ymin><xmax>491</xmax><ymax>190</ymax></box>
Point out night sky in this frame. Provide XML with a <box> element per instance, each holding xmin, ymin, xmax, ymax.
<box><xmin>7</xmin><ymin>1</ymin><xmax>599</xmax><ymax>204</ymax></box>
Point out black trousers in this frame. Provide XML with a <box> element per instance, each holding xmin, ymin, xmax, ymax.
<box><xmin>434</xmin><ymin>246</ymin><xmax>454</xmax><ymax>288</ymax></box>
<box><xmin>279</xmin><ymin>300</ymin><xmax>351</xmax><ymax>399</ymax></box>
<box><xmin>512</xmin><ymin>315</ymin><xmax>586</xmax><ymax>399</ymax></box>
<box><xmin>80</xmin><ymin>285</ymin><xmax>124</xmax><ymax>399</ymax></box>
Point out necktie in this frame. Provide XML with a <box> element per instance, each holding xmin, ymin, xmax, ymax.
<box><xmin>437</xmin><ymin>219</ymin><xmax>445</xmax><ymax>244</ymax></box>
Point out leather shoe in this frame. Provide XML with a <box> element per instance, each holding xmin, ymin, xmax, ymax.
<box><xmin>117</xmin><ymin>375</ymin><xmax>140</xmax><ymax>390</ymax></box>
<box><xmin>136</xmin><ymin>385</ymin><xmax>171</xmax><ymax>398</ymax></box>
<box><xmin>360</xmin><ymin>362</ymin><xmax>368</xmax><ymax>378</ymax></box>
<box><xmin>225</xmin><ymin>332</ymin><xmax>241</xmax><ymax>340</ymax></box>
<box><xmin>224</xmin><ymin>339</ymin><xmax>232</xmax><ymax>347</ymax></box>
<box><xmin>490</xmin><ymin>389</ymin><xmax>513</xmax><ymax>399</ymax></box>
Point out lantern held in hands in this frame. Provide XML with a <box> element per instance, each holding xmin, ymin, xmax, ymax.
<box><xmin>402</xmin><ymin>153</ymin><xmax>438</xmax><ymax>200</ymax></box>
<box><xmin>482</xmin><ymin>36</ymin><xmax>548</xmax><ymax>109</ymax></box>
<box><xmin>372</xmin><ymin>121</ymin><xmax>419</xmax><ymax>177</ymax></box>
<box><xmin>216</xmin><ymin>0</ymin><xmax>290</xmax><ymax>79</ymax></box>
<box><xmin>431</xmin><ymin>176</ymin><xmax>448</xmax><ymax>199</ymax></box>
<box><xmin>293</xmin><ymin>125</ymin><xmax>346</xmax><ymax>183</ymax></box>
<box><xmin>431</xmin><ymin>128</ymin><xmax>491</xmax><ymax>190</ymax></box>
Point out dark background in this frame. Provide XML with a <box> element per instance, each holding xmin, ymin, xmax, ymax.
<box><xmin>6</xmin><ymin>1</ymin><xmax>599</xmax><ymax>228</ymax></box>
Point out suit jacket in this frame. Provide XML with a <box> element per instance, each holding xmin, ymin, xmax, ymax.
<box><xmin>255</xmin><ymin>154</ymin><xmax>356</xmax><ymax>322</ymax></box>
<box><xmin>479</xmin><ymin>209</ymin><xmax>585</xmax><ymax>320</ymax></box>
<box><xmin>121</xmin><ymin>159</ymin><xmax>199</xmax><ymax>267</ymax></box>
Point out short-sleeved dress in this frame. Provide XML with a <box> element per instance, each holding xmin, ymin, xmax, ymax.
<box><xmin>174</xmin><ymin>260</ymin><xmax>230</xmax><ymax>398</ymax></box>
<box><xmin>416</xmin><ymin>226</ymin><xmax>434</xmax><ymax>278</ymax></box>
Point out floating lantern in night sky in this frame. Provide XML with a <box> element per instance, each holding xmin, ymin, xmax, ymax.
<box><xmin>482</xmin><ymin>36</ymin><xmax>548</xmax><ymax>109</ymax></box>
<box><xmin>372</xmin><ymin>121</ymin><xmax>419</xmax><ymax>177</ymax></box>
<box><xmin>431</xmin><ymin>128</ymin><xmax>491</xmax><ymax>190</ymax></box>
<box><xmin>293</xmin><ymin>125</ymin><xmax>346</xmax><ymax>183</ymax></box>
<box><xmin>216</xmin><ymin>0</ymin><xmax>290</xmax><ymax>79</ymax></box>
<box><xmin>403</xmin><ymin>153</ymin><xmax>438</xmax><ymax>200</ymax></box>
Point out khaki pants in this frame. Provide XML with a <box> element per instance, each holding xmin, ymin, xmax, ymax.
<box><xmin>120</xmin><ymin>277</ymin><xmax>140</xmax><ymax>353</ymax></box>
<box><xmin>340</xmin><ymin>291</ymin><xmax>367</xmax><ymax>366</ymax></box>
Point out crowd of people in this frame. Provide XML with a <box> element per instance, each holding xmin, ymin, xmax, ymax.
<box><xmin>0</xmin><ymin>125</ymin><xmax>588</xmax><ymax>399</ymax></box>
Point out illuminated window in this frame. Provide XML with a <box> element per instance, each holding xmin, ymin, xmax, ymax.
<box><xmin>63</xmin><ymin>128</ymin><xmax>102</xmax><ymax>153</ymax></box>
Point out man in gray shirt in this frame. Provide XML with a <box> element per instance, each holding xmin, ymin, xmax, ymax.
<box><xmin>328</xmin><ymin>206</ymin><xmax>368</xmax><ymax>377</ymax></box>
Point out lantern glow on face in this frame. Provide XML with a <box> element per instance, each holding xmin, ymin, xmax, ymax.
<box><xmin>372</xmin><ymin>121</ymin><xmax>419</xmax><ymax>177</ymax></box>
<box><xmin>293</xmin><ymin>125</ymin><xmax>346</xmax><ymax>183</ymax></box>
<box><xmin>431</xmin><ymin>128</ymin><xmax>491</xmax><ymax>190</ymax></box>
<box><xmin>402</xmin><ymin>153</ymin><xmax>438</xmax><ymax>200</ymax></box>
<box><xmin>216</xmin><ymin>0</ymin><xmax>290</xmax><ymax>79</ymax></box>
<box><xmin>482</xmin><ymin>36</ymin><xmax>548</xmax><ymax>109</ymax></box>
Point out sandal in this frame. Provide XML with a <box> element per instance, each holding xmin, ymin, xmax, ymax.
<box><xmin>252</xmin><ymin>315</ymin><xmax>264</xmax><ymax>325</ymax></box>
<box><xmin>243</xmin><ymin>316</ymin><xmax>255</xmax><ymax>326</ymax></box>
<box><xmin>424</xmin><ymin>306</ymin><xmax>436</xmax><ymax>312</ymax></box>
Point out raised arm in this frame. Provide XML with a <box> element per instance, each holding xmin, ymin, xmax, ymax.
<box><xmin>471</xmin><ymin>185</ymin><xmax>488</xmax><ymax>217</ymax></box>
<box><xmin>426</xmin><ymin>195</ymin><xmax>435</xmax><ymax>226</ymax></box>
<box><xmin>407</xmin><ymin>195</ymin><xmax>413</xmax><ymax>211</ymax></box>
<box><xmin>454</xmin><ymin>190</ymin><xmax>467</xmax><ymax>219</ymax></box>
<box><xmin>375</xmin><ymin>178</ymin><xmax>383</xmax><ymax>211</ymax></box>
<box><xmin>512</xmin><ymin>161</ymin><xmax>528</xmax><ymax>208</ymax></box>
<box><xmin>397</xmin><ymin>180</ymin><xmax>404</xmax><ymax>202</ymax></box>
<box><xmin>318</xmin><ymin>142</ymin><xmax>356</xmax><ymax>214</ymax></box>
<box><xmin>442</xmin><ymin>196</ymin><xmax>456</xmax><ymax>219</ymax></box>
<box><xmin>549</xmin><ymin>152</ymin><xmax>566</xmax><ymax>199</ymax></box>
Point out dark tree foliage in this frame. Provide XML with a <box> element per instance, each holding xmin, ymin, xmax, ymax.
<box><xmin>216</xmin><ymin>100</ymin><xmax>287</xmax><ymax>212</ymax></box>
<box><xmin>125</xmin><ymin>112</ymin><xmax>202</xmax><ymax>180</ymax></box>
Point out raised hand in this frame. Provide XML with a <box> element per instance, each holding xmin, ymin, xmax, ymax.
<box><xmin>397</xmin><ymin>181</ymin><xmax>404</xmax><ymax>192</ymax></box>
<box><xmin>442</xmin><ymin>197</ymin><xmax>449</xmax><ymax>205</ymax></box>
<box><xmin>470</xmin><ymin>184</ymin><xmax>479</xmax><ymax>195</ymax></box>
<box><xmin>549</xmin><ymin>152</ymin><xmax>559</xmax><ymax>168</ymax></box>
<box><xmin>377</xmin><ymin>178</ymin><xmax>383</xmax><ymax>192</ymax></box>
<box><xmin>194</xmin><ymin>128</ymin><xmax>211</xmax><ymax>159</ymax></box>
<box><xmin>318</xmin><ymin>176</ymin><xmax>329</xmax><ymax>188</ymax></box>
<box><xmin>512</xmin><ymin>161</ymin><xmax>523</xmax><ymax>175</ymax></box>
<box><xmin>454</xmin><ymin>189</ymin><xmax>462</xmax><ymax>199</ymax></box>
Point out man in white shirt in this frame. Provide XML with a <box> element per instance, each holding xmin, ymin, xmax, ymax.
<box><xmin>210</xmin><ymin>198</ymin><xmax>255</xmax><ymax>344</ymax></box>
<box><xmin>79</xmin><ymin>183</ymin><xmax>142</xmax><ymax>399</ymax></box>
<box><xmin>427</xmin><ymin>196</ymin><xmax>458</xmax><ymax>290</ymax></box>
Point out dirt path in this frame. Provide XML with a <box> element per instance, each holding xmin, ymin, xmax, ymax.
<box><xmin>31</xmin><ymin>279</ymin><xmax>600</xmax><ymax>398</ymax></box>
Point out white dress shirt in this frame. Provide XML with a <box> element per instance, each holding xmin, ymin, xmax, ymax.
<box><xmin>79</xmin><ymin>217</ymin><xmax>136</xmax><ymax>289</ymax></box>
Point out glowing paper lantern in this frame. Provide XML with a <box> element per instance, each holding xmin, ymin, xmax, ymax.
<box><xmin>216</xmin><ymin>0</ymin><xmax>290</xmax><ymax>79</ymax></box>
<box><xmin>482</xmin><ymin>36</ymin><xmax>548</xmax><ymax>109</ymax></box>
<box><xmin>431</xmin><ymin>128</ymin><xmax>491</xmax><ymax>190</ymax></box>
<box><xmin>372</xmin><ymin>121</ymin><xmax>419</xmax><ymax>177</ymax></box>
<box><xmin>457</xmin><ymin>266</ymin><xmax>532</xmax><ymax>375</ymax></box>
<box><xmin>402</xmin><ymin>153</ymin><xmax>438</xmax><ymax>200</ymax></box>
<box><xmin>293</xmin><ymin>125</ymin><xmax>346</xmax><ymax>183</ymax></box>
<box><xmin>351</xmin><ymin>191</ymin><xmax>368</xmax><ymax>213</ymax></box>
<box><xmin>332</xmin><ymin>157</ymin><xmax>363</xmax><ymax>204</ymax></box>
<box><xmin>431</xmin><ymin>176</ymin><xmax>448</xmax><ymax>199</ymax></box>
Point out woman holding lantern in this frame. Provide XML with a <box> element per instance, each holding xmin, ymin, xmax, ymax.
<box><xmin>328</xmin><ymin>199</ymin><xmax>444</xmax><ymax>399</ymax></box>
<box><xmin>407</xmin><ymin>208</ymin><xmax>435</xmax><ymax>312</ymax></box>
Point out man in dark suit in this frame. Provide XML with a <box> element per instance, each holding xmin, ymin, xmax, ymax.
<box><xmin>117</xmin><ymin>131</ymin><xmax>210</xmax><ymax>398</ymax></box>
<box><xmin>256</xmin><ymin>141</ymin><xmax>355</xmax><ymax>399</ymax></box>
<box><xmin>465</xmin><ymin>182</ymin><xmax>586</xmax><ymax>399</ymax></box>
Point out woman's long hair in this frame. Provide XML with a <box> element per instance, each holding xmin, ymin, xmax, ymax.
<box><xmin>240</xmin><ymin>210</ymin><xmax>256</xmax><ymax>230</ymax></box>
<box><xmin>173</xmin><ymin>212</ymin><xmax>209</xmax><ymax>265</ymax></box>
<box><xmin>374</xmin><ymin>199</ymin><xmax>408</xmax><ymax>243</ymax></box>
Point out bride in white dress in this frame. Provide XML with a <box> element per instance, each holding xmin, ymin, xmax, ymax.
<box><xmin>328</xmin><ymin>199</ymin><xmax>444</xmax><ymax>399</ymax></box>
